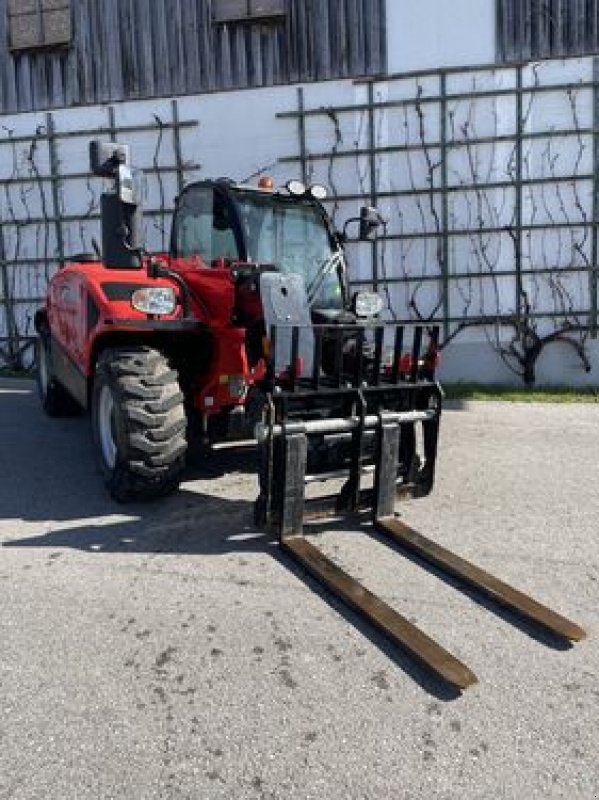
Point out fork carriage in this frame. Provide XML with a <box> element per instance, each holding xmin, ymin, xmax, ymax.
<box><xmin>254</xmin><ymin>320</ymin><xmax>585</xmax><ymax>692</ymax></box>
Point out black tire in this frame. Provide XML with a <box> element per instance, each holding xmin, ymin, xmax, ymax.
<box><xmin>35</xmin><ymin>333</ymin><xmax>82</xmax><ymax>417</ymax></box>
<box><xmin>91</xmin><ymin>346</ymin><xmax>187</xmax><ymax>502</ymax></box>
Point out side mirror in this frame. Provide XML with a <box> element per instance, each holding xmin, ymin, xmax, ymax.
<box><xmin>90</xmin><ymin>139</ymin><xmax>143</xmax><ymax>269</ymax></box>
<box><xmin>89</xmin><ymin>140</ymin><xmax>130</xmax><ymax>178</ymax></box>
<box><xmin>359</xmin><ymin>206</ymin><xmax>385</xmax><ymax>241</ymax></box>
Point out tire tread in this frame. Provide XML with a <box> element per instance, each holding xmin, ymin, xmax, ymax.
<box><xmin>93</xmin><ymin>346</ymin><xmax>187</xmax><ymax>501</ymax></box>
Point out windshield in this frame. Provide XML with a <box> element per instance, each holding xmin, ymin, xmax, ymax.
<box><xmin>232</xmin><ymin>190</ymin><xmax>344</xmax><ymax>308</ymax></box>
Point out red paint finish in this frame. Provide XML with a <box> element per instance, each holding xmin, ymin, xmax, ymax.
<box><xmin>169</xmin><ymin>255</ymin><xmax>236</xmax><ymax>326</ymax></box>
<box><xmin>43</xmin><ymin>255</ymin><xmax>266</xmax><ymax>419</ymax></box>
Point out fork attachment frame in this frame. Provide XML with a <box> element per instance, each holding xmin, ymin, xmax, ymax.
<box><xmin>256</xmin><ymin>322</ymin><xmax>586</xmax><ymax>692</ymax></box>
<box><xmin>256</xmin><ymin>322</ymin><xmax>443</xmax><ymax>529</ymax></box>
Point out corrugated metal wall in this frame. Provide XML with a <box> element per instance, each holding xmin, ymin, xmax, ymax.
<box><xmin>0</xmin><ymin>0</ymin><xmax>386</xmax><ymax>113</ymax></box>
<box><xmin>498</xmin><ymin>0</ymin><xmax>599</xmax><ymax>62</ymax></box>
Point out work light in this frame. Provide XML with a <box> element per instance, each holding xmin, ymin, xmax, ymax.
<box><xmin>131</xmin><ymin>286</ymin><xmax>177</xmax><ymax>316</ymax></box>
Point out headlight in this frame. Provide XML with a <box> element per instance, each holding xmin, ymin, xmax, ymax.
<box><xmin>131</xmin><ymin>287</ymin><xmax>177</xmax><ymax>315</ymax></box>
<box><xmin>309</xmin><ymin>184</ymin><xmax>328</xmax><ymax>201</ymax></box>
<box><xmin>286</xmin><ymin>179</ymin><xmax>306</xmax><ymax>196</ymax></box>
<box><xmin>353</xmin><ymin>291</ymin><xmax>384</xmax><ymax>318</ymax></box>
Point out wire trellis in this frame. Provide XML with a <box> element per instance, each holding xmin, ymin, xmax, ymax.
<box><xmin>279</xmin><ymin>57</ymin><xmax>599</xmax><ymax>383</ymax></box>
<box><xmin>0</xmin><ymin>99</ymin><xmax>198</xmax><ymax>369</ymax></box>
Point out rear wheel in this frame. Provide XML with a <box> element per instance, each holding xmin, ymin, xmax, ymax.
<box><xmin>91</xmin><ymin>347</ymin><xmax>187</xmax><ymax>502</ymax></box>
<box><xmin>35</xmin><ymin>333</ymin><xmax>81</xmax><ymax>417</ymax></box>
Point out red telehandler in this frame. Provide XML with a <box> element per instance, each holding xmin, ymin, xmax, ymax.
<box><xmin>35</xmin><ymin>142</ymin><xmax>585</xmax><ymax>690</ymax></box>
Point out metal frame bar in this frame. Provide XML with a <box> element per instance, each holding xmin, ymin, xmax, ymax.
<box><xmin>279</xmin><ymin>127</ymin><xmax>599</xmax><ymax>164</ymax></box>
<box><xmin>0</xmin><ymin>222</ymin><xmax>19</xmax><ymax>368</ymax></box>
<box><xmin>348</xmin><ymin>220</ymin><xmax>596</xmax><ymax>241</ymax></box>
<box><xmin>335</xmin><ymin>310</ymin><xmax>593</xmax><ymax>325</ymax></box>
<box><xmin>349</xmin><ymin>264</ymin><xmax>593</xmax><ymax>284</ymax></box>
<box><xmin>0</xmin><ymin>207</ymin><xmax>189</xmax><ymax>228</ymax></box>
<box><xmin>592</xmin><ymin>57</ymin><xmax>599</xmax><ymax>338</ymax></box>
<box><xmin>514</xmin><ymin>64</ymin><xmax>523</xmax><ymax>321</ymax></box>
<box><xmin>354</xmin><ymin>50</ymin><xmax>599</xmax><ymax>82</ymax></box>
<box><xmin>278</xmin><ymin>81</ymin><xmax>599</xmax><ymax>121</ymax></box>
<box><xmin>439</xmin><ymin>72</ymin><xmax>450</xmax><ymax>339</ymax></box>
<box><xmin>296</xmin><ymin>87</ymin><xmax>308</xmax><ymax>186</ymax></box>
<box><xmin>310</xmin><ymin>174</ymin><xmax>594</xmax><ymax>202</ymax></box>
<box><xmin>0</xmin><ymin>166</ymin><xmax>195</xmax><ymax>187</ymax></box>
<box><xmin>3</xmin><ymin>217</ymin><xmax>590</xmax><ymax>240</ymax></box>
<box><xmin>367</xmin><ymin>82</ymin><xmax>379</xmax><ymax>291</ymax></box>
<box><xmin>0</xmin><ymin>120</ymin><xmax>196</xmax><ymax>147</ymax></box>
<box><xmin>46</xmin><ymin>112</ymin><xmax>64</xmax><ymax>266</ymax></box>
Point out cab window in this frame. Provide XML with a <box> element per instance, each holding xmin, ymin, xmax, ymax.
<box><xmin>172</xmin><ymin>187</ymin><xmax>239</xmax><ymax>263</ymax></box>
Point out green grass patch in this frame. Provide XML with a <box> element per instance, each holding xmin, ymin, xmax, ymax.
<box><xmin>0</xmin><ymin>368</ymin><xmax>34</xmax><ymax>379</ymax></box>
<box><xmin>443</xmin><ymin>383</ymin><xmax>599</xmax><ymax>403</ymax></box>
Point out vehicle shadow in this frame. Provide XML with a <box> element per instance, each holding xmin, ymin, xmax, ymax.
<box><xmin>185</xmin><ymin>441</ymin><xmax>259</xmax><ymax>480</ymax></box>
<box><xmin>0</xmin><ymin>381</ymin><xmax>256</xmax><ymax>525</ymax></box>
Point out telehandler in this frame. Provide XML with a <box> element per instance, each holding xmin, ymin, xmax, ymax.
<box><xmin>35</xmin><ymin>142</ymin><xmax>585</xmax><ymax>690</ymax></box>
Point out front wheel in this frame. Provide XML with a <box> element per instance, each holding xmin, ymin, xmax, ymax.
<box><xmin>91</xmin><ymin>347</ymin><xmax>187</xmax><ymax>502</ymax></box>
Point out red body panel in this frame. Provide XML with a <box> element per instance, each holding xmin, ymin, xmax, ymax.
<box><xmin>45</xmin><ymin>255</ymin><xmax>264</xmax><ymax>417</ymax></box>
<box><xmin>47</xmin><ymin>266</ymin><xmax>88</xmax><ymax>372</ymax></box>
<box><xmin>169</xmin><ymin>256</ymin><xmax>235</xmax><ymax>326</ymax></box>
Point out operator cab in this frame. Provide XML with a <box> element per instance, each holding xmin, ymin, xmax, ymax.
<box><xmin>170</xmin><ymin>180</ymin><xmax>347</xmax><ymax>312</ymax></box>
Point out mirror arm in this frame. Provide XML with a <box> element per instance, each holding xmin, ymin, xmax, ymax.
<box><xmin>342</xmin><ymin>217</ymin><xmax>361</xmax><ymax>241</ymax></box>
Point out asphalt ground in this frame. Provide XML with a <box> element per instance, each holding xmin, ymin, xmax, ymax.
<box><xmin>0</xmin><ymin>378</ymin><xmax>597</xmax><ymax>800</ymax></box>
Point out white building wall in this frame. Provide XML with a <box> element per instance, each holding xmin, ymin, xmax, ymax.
<box><xmin>1</xmin><ymin>51</ymin><xmax>598</xmax><ymax>386</ymax></box>
<box><xmin>386</xmin><ymin>0</ymin><xmax>496</xmax><ymax>73</ymax></box>
<box><xmin>0</xmin><ymin>80</ymin><xmax>369</xmax><ymax>354</ymax></box>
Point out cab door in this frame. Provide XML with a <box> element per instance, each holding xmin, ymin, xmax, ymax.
<box><xmin>47</xmin><ymin>267</ymin><xmax>88</xmax><ymax>404</ymax></box>
<box><xmin>171</xmin><ymin>185</ymin><xmax>242</xmax><ymax>264</ymax></box>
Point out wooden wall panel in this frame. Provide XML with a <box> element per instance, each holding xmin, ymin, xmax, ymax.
<box><xmin>498</xmin><ymin>0</ymin><xmax>599</xmax><ymax>62</ymax></box>
<box><xmin>0</xmin><ymin>0</ymin><xmax>387</xmax><ymax>113</ymax></box>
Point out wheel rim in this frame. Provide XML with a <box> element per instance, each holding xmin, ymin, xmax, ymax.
<box><xmin>38</xmin><ymin>340</ymin><xmax>49</xmax><ymax>397</ymax></box>
<box><xmin>98</xmin><ymin>385</ymin><xmax>117</xmax><ymax>470</ymax></box>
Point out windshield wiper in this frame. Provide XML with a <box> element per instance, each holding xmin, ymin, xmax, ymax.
<box><xmin>306</xmin><ymin>250</ymin><xmax>344</xmax><ymax>305</ymax></box>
